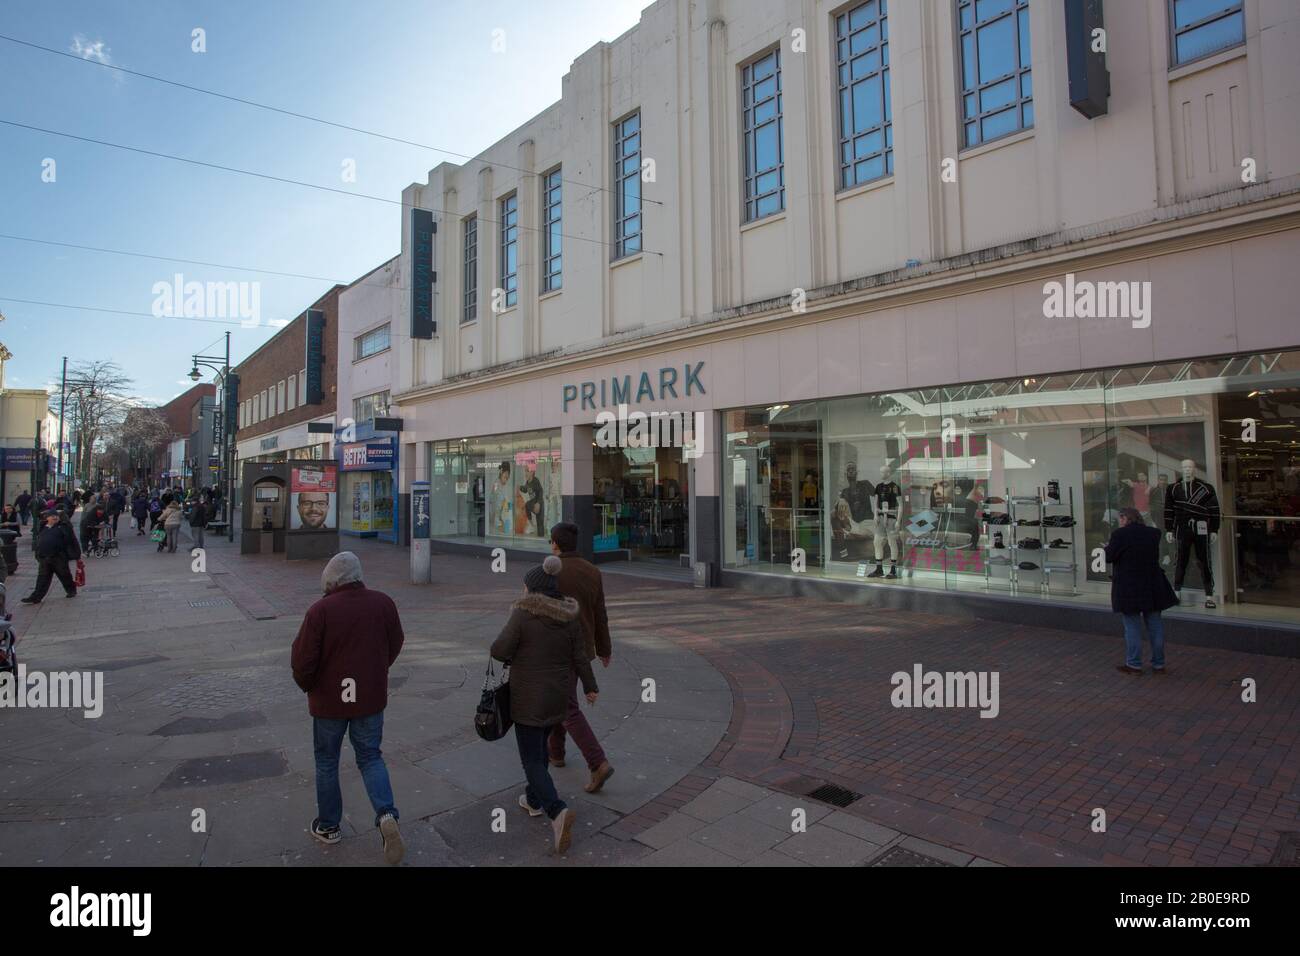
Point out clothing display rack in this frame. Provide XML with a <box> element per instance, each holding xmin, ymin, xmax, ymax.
<box><xmin>983</xmin><ymin>486</ymin><xmax>1078</xmax><ymax>595</ymax></box>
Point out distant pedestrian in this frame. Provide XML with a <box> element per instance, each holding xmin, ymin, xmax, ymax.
<box><xmin>1</xmin><ymin>504</ymin><xmax>21</xmax><ymax>538</ymax></box>
<box><xmin>148</xmin><ymin>493</ymin><xmax>163</xmax><ymax>532</ymax></box>
<box><xmin>21</xmin><ymin>509</ymin><xmax>79</xmax><ymax>604</ymax></box>
<box><xmin>160</xmin><ymin>499</ymin><xmax>183</xmax><ymax>553</ymax></box>
<box><xmin>106</xmin><ymin>486</ymin><xmax>126</xmax><ymax>535</ymax></box>
<box><xmin>131</xmin><ymin>491</ymin><xmax>149</xmax><ymax>536</ymax></box>
<box><xmin>547</xmin><ymin>522</ymin><xmax>615</xmax><ymax>793</ymax></box>
<box><xmin>291</xmin><ymin>551</ymin><xmax>406</xmax><ymax>864</ymax></box>
<box><xmin>188</xmin><ymin>495</ymin><xmax>208</xmax><ymax>549</ymax></box>
<box><xmin>491</xmin><ymin>554</ymin><xmax>597</xmax><ymax>855</ymax></box>
<box><xmin>1105</xmin><ymin>507</ymin><xmax>1179</xmax><ymax>675</ymax></box>
<box><xmin>15</xmin><ymin>490</ymin><xmax>31</xmax><ymax>527</ymax></box>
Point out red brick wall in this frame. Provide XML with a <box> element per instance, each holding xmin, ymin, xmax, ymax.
<box><xmin>233</xmin><ymin>285</ymin><xmax>342</xmax><ymax>442</ymax></box>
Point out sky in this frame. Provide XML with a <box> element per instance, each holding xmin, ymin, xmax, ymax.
<box><xmin>0</xmin><ymin>0</ymin><xmax>651</xmax><ymax>405</ymax></box>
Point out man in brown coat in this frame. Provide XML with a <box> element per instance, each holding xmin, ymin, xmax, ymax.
<box><xmin>547</xmin><ymin>522</ymin><xmax>615</xmax><ymax>793</ymax></box>
<box><xmin>291</xmin><ymin>551</ymin><xmax>406</xmax><ymax>864</ymax></box>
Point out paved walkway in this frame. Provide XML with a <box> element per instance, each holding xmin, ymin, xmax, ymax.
<box><xmin>2</xmin><ymin>519</ymin><xmax>1296</xmax><ymax>866</ymax></box>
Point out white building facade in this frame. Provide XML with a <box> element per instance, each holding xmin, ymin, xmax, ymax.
<box><xmin>390</xmin><ymin>0</ymin><xmax>1300</xmax><ymax>643</ymax></box>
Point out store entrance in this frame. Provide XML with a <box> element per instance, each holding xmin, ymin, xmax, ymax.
<box><xmin>1219</xmin><ymin>387</ymin><xmax>1300</xmax><ymax>612</ymax></box>
<box><xmin>593</xmin><ymin>445</ymin><xmax>689</xmax><ymax>564</ymax></box>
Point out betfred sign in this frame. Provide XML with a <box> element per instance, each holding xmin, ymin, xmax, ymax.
<box><xmin>341</xmin><ymin>441</ymin><xmax>394</xmax><ymax>470</ymax></box>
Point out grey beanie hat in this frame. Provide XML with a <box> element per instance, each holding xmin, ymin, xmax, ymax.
<box><xmin>322</xmin><ymin>550</ymin><xmax>363</xmax><ymax>593</ymax></box>
<box><xmin>524</xmin><ymin>554</ymin><xmax>564</xmax><ymax>596</ymax></box>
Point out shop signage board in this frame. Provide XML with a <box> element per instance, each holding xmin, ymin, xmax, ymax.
<box><xmin>410</xmin><ymin>209</ymin><xmax>436</xmax><ymax>339</ymax></box>
<box><xmin>304</xmin><ymin>309</ymin><xmax>325</xmax><ymax>405</ymax></box>
<box><xmin>340</xmin><ymin>440</ymin><xmax>395</xmax><ymax>470</ymax></box>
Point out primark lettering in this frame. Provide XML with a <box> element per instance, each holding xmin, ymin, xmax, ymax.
<box><xmin>562</xmin><ymin>362</ymin><xmax>705</xmax><ymax>412</ymax></box>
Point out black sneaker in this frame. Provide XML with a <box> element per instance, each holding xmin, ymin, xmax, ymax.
<box><xmin>378</xmin><ymin>813</ymin><xmax>404</xmax><ymax>865</ymax></box>
<box><xmin>311</xmin><ymin>818</ymin><xmax>341</xmax><ymax>845</ymax></box>
<box><xmin>885</xmin><ymin>566</ymin><xmax>898</xmax><ymax>579</ymax></box>
<box><xmin>1204</xmin><ymin>598</ymin><xmax>1217</xmax><ymax>609</ymax></box>
<box><xmin>19</xmin><ymin>597</ymin><xmax>39</xmax><ymax>605</ymax></box>
<box><xmin>1049</xmin><ymin>538</ymin><xmax>1069</xmax><ymax>548</ymax></box>
<box><xmin>65</xmin><ymin>591</ymin><xmax>76</xmax><ymax>598</ymax></box>
<box><xmin>867</xmin><ymin>565</ymin><xmax>884</xmax><ymax>578</ymax></box>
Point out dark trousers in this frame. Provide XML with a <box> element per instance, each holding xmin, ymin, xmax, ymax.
<box><xmin>29</xmin><ymin>556</ymin><xmax>75</xmax><ymax>600</ymax></box>
<box><xmin>109</xmin><ymin>512</ymin><xmax>120</xmax><ymax>534</ymax></box>
<box><xmin>515</xmin><ymin>723</ymin><xmax>566</xmax><ymax>819</ymax></box>
<box><xmin>548</xmin><ymin>669</ymin><xmax>608</xmax><ymax>771</ymax></box>
<box><xmin>1173</xmin><ymin>528</ymin><xmax>1214</xmax><ymax>593</ymax></box>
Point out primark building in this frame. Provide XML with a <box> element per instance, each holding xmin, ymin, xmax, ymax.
<box><xmin>386</xmin><ymin>0</ymin><xmax>1300</xmax><ymax>650</ymax></box>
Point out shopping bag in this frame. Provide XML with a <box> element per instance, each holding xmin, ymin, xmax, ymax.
<box><xmin>150</xmin><ymin>528</ymin><xmax>165</xmax><ymax>543</ymax></box>
<box><xmin>74</xmin><ymin>559</ymin><xmax>86</xmax><ymax>588</ymax></box>
<box><xmin>473</xmin><ymin>660</ymin><xmax>512</xmax><ymax>741</ymax></box>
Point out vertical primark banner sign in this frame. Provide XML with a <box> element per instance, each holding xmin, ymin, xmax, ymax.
<box><xmin>410</xmin><ymin>208</ymin><xmax>436</xmax><ymax>339</ymax></box>
<box><xmin>304</xmin><ymin>309</ymin><xmax>325</xmax><ymax>405</ymax></box>
<box><xmin>225</xmin><ymin>371</ymin><xmax>239</xmax><ymax>437</ymax></box>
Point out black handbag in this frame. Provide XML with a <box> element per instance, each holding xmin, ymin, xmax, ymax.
<box><xmin>474</xmin><ymin>659</ymin><xmax>513</xmax><ymax>741</ymax></box>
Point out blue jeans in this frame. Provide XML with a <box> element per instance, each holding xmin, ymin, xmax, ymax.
<box><xmin>1121</xmin><ymin>611</ymin><xmax>1166</xmax><ymax>669</ymax></box>
<box><xmin>515</xmin><ymin>723</ymin><xmax>566</xmax><ymax>820</ymax></box>
<box><xmin>312</xmin><ymin>711</ymin><xmax>398</xmax><ymax>829</ymax></box>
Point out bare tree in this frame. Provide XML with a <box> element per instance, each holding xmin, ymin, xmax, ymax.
<box><xmin>49</xmin><ymin>361</ymin><xmax>133</xmax><ymax>484</ymax></box>
<box><xmin>102</xmin><ymin>406</ymin><xmax>177</xmax><ymax>481</ymax></box>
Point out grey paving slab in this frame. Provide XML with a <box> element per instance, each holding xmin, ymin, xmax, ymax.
<box><xmin>821</xmin><ymin>810</ymin><xmax>902</xmax><ymax>846</ymax></box>
<box><xmin>738</xmin><ymin>791</ymin><xmax>834</xmax><ymax>832</ymax></box>
<box><xmin>689</xmin><ymin>811</ymin><xmax>789</xmax><ymax>862</ymax></box>
<box><xmin>742</xmin><ymin>848</ymin><xmax>813</xmax><ymax>867</ymax></box>
<box><xmin>679</xmin><ymin>786</ymin><xmax>765</xmax><ymax>823</ymax></box>
<box><xmin>635</xmin><ymin>838</ymin><xmax>742</xmax><ymax>867</ymax></box>
<box><xmin>633</xmin><ymin>811</ymin><xmax>708</xmax><ymax>850</ymax></box>
<box><xmin>415</xmin><ymin>741</ymin><xmax>524</xmax><ymax>798</ymax></box>
<box><xmin>711</xmin><ymin>776</ymin><xmax>772</xmax><ymax>802</ymax></box>
<box><xmin>772</xmin><ymin>824</ymin><xmax>884</xmax><ymax>866</ymax></box>
<box><xmin>605</xmin><ymin>715</ymin><xmax>728</xmax><ymax>759</ymax></box>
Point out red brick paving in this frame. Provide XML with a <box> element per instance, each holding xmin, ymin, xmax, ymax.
<box><xmin>206</xmin><ymin>535</ymin><xmax>1300</xmax><ymax>866</ymax></box>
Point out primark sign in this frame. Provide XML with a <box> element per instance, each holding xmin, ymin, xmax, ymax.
<box><xmin>562</xmin><ymin>361</ymin><xmax>705</xmax><ymax>412</ymax></box>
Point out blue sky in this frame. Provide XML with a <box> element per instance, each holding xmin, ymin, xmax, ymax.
<box><xmin>0</xmin><ymin>0</ymin><xmax>650</xmax><ymax>404</ymax></box>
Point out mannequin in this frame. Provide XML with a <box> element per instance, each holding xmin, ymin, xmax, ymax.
<box><xmin>1163</xmin><ymin>458</ymin><xmax>1220</xmax><ymax>609</ymax></box>
<box><xmin>868</xmin><ymin>463</ymin><xmax>903</xmax><ymax>578</ymax></box>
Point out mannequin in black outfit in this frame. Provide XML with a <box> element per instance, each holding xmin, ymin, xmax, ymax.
<box><xmin>1163</xmin><ymin>459</ymin><xmax>1220</xmax><ymax>609</ymax></box>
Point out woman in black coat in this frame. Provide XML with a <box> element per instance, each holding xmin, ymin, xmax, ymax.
<box><xmin>1104</xmin><ymin>507</ymin><xmax>1178</xmax><ymax>675</ymax></box>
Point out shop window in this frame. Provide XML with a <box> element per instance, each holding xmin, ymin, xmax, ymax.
<box><xmin>613</xmin><ymin>112</ymin><xmax>642</xmax><ymax>259</ymax></box>
<box><xmin>742</xmin><ymin>47</ymin><xmax>785</xmax><ymax>218</ymax></box>
<box><xmin>429</xmin><ymin>429</ymin><xmax>562</xmax><ymax>552</ymax></box>
<box><xmin>956</xmin><ymin>0</ymin><xmax>1033</xmax><ymax>148</ymax></box>
<box><xmin>835</xmin><ymin>0</ymin><xmax>892</xmax><ymax>188</ymax></box>
<box><xmin>1169</xmin><ymin>0</ymin><xmax>1244</xmax><ymax>66</ymax></box>
<box><xmin>354</xmin><ymin>324</ymin><xmax>391</xmax><ymax>360</ymax></box>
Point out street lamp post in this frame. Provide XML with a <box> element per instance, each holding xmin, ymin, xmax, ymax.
<box><xmin>57</xmin><ymin>359</ymin><xmax>97</xmax><ymax>495</ymax></box>
<box><xmin>190</xmin><ymin>331</ymin><xmax>234</xmax><ymax>542</ymax></box>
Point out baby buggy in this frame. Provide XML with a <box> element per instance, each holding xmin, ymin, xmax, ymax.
<box><xmin>91</xmin><ymin>522</ymin><xmax>119</xmax><ymax>558</ymax></box>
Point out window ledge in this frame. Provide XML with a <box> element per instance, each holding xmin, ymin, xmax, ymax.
<box><xmin>835</xmin><ymin>175</ymin><xmax>895</xmax><ymax>201</ymax></box>
<box><xmin>539</xmin><ymin>288</ymin><xmax>563</xmax><ymax>302</ymax></box>
<box><xmin>741</xmin><ymin>210</ymin><xmax>787</xmax><ymax>233</ymax></box>
<box><xmin>610</xmin><ymin>252</ymin><xmax>645</xmax><ymax>270</ymax></box>
<box><xmin>491</xmin><ymin>306</ymin><xmax>518</xmax><ymax>318</ymax></box>
<box><xmin>1168</xmin><ymin>43</ymin><xmax>1245</xmax><ymax>81</ymax></box>
<box><xmin>352</xmin><ymin>346</ymin><xmax>391</xmax><ymax>365</ymax></box>
<box><xmin>959</xmin><ymin>126</ymin><xmax>1034</xmax><ymax>160</ymax></box>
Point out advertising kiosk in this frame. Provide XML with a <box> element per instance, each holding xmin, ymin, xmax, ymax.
<box><xmin>241</xmin><ymin>459</ymin><xmax>340</xmax><ymax>560</ymax></box>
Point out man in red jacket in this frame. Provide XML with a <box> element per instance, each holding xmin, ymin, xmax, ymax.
<box><xmin>291</xmin><ymin>551</ymin><xmax>407</xmax><ymax>863</ymax></box>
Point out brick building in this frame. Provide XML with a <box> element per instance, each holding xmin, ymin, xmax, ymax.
<box><xmin>232</xmin><ymin>286</ymin><xmax>342</xmax><ymax>497</ymax></box>
<box><xmin>120</xmin><ymin>383</ymin><xmax>215</xmax><ymax>488</ymax></box>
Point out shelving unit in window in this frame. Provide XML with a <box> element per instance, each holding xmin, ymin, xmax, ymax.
<box><xmin>981</xmin><ymin>488</ymin><xmax>1013</xmax><ymax>590</ymax></box>
<box><xmin>1040</xmin><ymin>486</ymin><xmax>1079</xmax><ymax>596</ymax></box>
<box><xmin>1008</xmin><ymin>494</ymin><xmax>1045</xmax><ymax>590</ymax></box>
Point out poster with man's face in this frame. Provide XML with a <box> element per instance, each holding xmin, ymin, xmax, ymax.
<box><xmin>290</xmin><ymin>465</ymin><xmax>337</xmax><ymax>530</ymax></box>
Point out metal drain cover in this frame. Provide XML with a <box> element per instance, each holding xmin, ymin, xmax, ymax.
<box><xmin>870</xmin><ymin>846</ymin><xmax>954</xmax><ymax>867</ymax></box>
<box><xmin>188</xmin><ymin>598</ymin><xmax>234</xmax><ymax>608</ymax></box>
<box><xmin>805</xmin><ymin>783</ymin><xmax>862</xmax><ymax>808</ymax></box>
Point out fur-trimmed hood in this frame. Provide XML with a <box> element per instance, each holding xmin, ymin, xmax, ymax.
<box><xmin>513</xmin><ymin>592</ymin><xmax>579</xmax><ymax>623</ymax></box>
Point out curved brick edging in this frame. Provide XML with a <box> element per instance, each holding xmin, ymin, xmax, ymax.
<box><xmin>601</xmin><ymin>621</ymin><xmax>796</xmax><ymax>841</ymax></box>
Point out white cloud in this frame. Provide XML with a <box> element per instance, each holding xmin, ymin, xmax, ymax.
<box><xmin>70</xmin><ymin>34</ymin><xmax>111</xmax><ymax>65</ymax></box>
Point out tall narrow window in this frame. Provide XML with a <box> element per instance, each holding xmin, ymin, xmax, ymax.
<box><xmin>541</xmin><ymin>168</ymin><xmax>562</xmax><ymax>291</ymax></box>
<box><xmin>836</xmin><ymin>1</ymin><xmax>892</xmax><ymax>189</ymax></box>
<box><xmin>1169</xmin><ymin>0</ymin><xmax>1244</xmax><ymax>66</ymax></box>
<box><xmin>742</xmin><ymin>49</ymin><xmax>784</xmax><ymax>220</ymax></box>
<box><xmin>462</xmin><ymin>215</ymin><xmax>478</xmax><ymax>324</ymax></box>
<box><xmin>957</xmin><ymin>0</ymin><xmax>1033</xmax><ymax>148</ymax></box>
<box><xmin>613</xmin><ymin>112</ymin><xmax>642</xmax><ymax>259</ymax></box>
<box><xmin>499</xmin><ymin>194</ymin><xmax>518</xmax><ymax>309</ymax></box>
